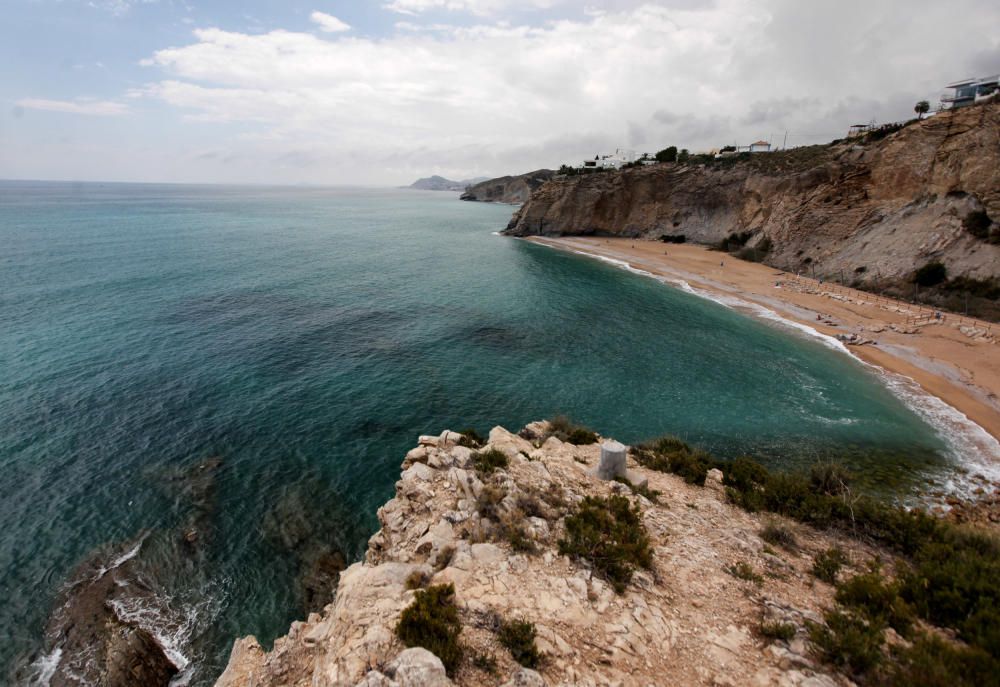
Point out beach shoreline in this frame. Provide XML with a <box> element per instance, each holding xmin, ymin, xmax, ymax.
<box><xmin>524</xmin><ymin>236</ymin><xmax>1000</xmax><ymax>473</ymax></box>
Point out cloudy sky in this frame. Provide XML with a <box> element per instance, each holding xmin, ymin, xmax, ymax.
<box><xmin>2</xmin><ymin>0</ymin><xmax>998</xmax><ymax>185</ymax></box>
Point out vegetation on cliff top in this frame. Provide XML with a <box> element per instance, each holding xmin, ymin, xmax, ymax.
<box><xmin>625</xmin><ymin>429</ymin><xmax>1000</xmax><ymax>683</ymax></box>
<box><xmin>558</xmin><ymin>494</ymin><xmax>653</xmax><ymax>593</ymax></box>
<box><xmin>716</xmin><ymin>454</ymin><xmax>1000</xmax><ymax>683</ymax></box>
<box><xmin>396</xmin><ymin>584</ymin><xmax>463</xmax><ymax>676</ymax></box>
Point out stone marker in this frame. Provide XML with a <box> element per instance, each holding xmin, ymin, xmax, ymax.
<box><xmin>596</xmin><ymin>441</ymin><xmax>627</xmax><ymax>480</ymax></box>
<box><xmin>590</xmin><ymin>440</ymin><xmax>649</xmax><ymax>491</ymax></box>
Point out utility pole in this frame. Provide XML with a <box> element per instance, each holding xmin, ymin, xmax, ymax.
<box><xmin>783</xmin><ymin>131</ymin><xmax>788</xmax><ymax>150</ymax></box>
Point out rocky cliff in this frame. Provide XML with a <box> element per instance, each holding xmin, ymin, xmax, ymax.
<box><xmin>506</xmin><ymin>104</ymin><xmax>1000</xmax><ymax>301</ymax></box>
<box><xmin>410</xmin><ymin>176</ymin><xmax>488</xmax><ymax>192</ymax></box>
<box><xmin>461</xmin><ymin>170</ymin><xmax>556</xmax><ymax>204</ymax></box>
<box><xmin>214</xmin><ymin>423</ymin><xmax>887</xmax><ymax>687</ymax></box>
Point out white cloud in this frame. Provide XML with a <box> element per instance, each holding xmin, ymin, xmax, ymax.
<box><xmin>15</xmin><ymin>98</ymin><xmax>130</xmax><ymax>116</ymax></box>
<box><xmin>384</xmin><ymin>0</ymin><xmax>558</xmax><ymax>15</ymax></box>
<box><xmin>82</xmin><ymin>0</ymin><xmax>1000</xmax><ymax>184</ymax></box>
<box><xmin>309</xmin><ymin>11</ymin><xmax>351</xmax><ymax>33</ymax></box>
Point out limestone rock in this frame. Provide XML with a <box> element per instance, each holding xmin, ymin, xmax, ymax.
<box><xmin>506</xmin><ymin>103</ymin><xmax>1000</xmax><ymax>289</ymax></box>
<box><xmin>500</xmin><ymin>667</ymin><xmax>546</xmax><ymax>687</ymax></box>
<box><xmin>384</xmin><ymin>648</ymin><xmax>454</xmax><ymax>686</ymax></box>
<box><xmin>213</xmin><ymin>423</ymin><xmax>866</xmax><ymax>687</ymax></box>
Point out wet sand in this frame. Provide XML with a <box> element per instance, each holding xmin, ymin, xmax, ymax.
<box><xmin>526</xmin><ymin>236</ymin><xmax>1000</xmax><ymax>448</ymax></box>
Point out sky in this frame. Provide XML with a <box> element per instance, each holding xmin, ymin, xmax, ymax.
<box><xmin>1</xmin><ymin>0</ymin><xmax>998</xmax><ymax>186</ymax></box>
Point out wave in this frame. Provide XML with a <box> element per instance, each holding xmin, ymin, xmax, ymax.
<box><xmin>91</xmin><ymin>534</ymin><xmax>147</xmax><ymax>582</ymax></box>
<box><xmin>555</xmin><ymin>242</ymin><xmax>1000</xmax><ymax>498</ymax></box>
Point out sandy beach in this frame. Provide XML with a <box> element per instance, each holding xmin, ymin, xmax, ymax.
<box><xmin>527</xmin><ymin>236</ymin><xmax>1000</xmax><ymax>452</ymax></box>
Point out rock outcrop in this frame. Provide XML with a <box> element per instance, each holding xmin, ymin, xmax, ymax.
<box><xmin>506</xmin><ymin>104</ymin><xmax>1000</xmax><ymax>289</ymax></box>
<box><xmin>461</xmin><ymin>170</ymin><xmax>556</xmax><ymax>204</ymax></box>
<box><xmin>214</xmin><ymin>423</ymin><xmax>881</xmax><ymax>687</ymax></box>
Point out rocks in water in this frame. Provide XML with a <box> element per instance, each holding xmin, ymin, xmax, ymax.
<box><xmin>104</xmin><ymin>624</ymin><xmax>180</xmax><ymax>687</ymax></box>
<box><xmin>261</xmin><ymin>482</ymin><xmax>351</xmax><ymax>614</ymax></box>
<box><xmin>33</xmin><ymin>541</ymin><xmax>180</xmax><ymax>687</ymax></box>
<box><xmin>300</xmin><ymin>547</ymin><xmax>348</xmax><ymax>613</ymax></box>
<box><xmin>163</xmin><ymin>456</ymin><xmax>224</xmax><ymax>554</ymax></box>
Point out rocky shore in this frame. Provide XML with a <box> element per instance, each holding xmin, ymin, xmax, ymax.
<box><xmin>213</xmin><ymin>423</ymin><xmax>897</xmax><ymax>687</ymax></box>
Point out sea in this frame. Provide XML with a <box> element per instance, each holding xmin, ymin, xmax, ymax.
<box><xmin>1</xmin><ymin>181</ymin><xmax>997</xmax><ymax>685</ymax></box>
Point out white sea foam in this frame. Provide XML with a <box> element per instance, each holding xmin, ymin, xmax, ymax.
<box><xmin>107</xmin><ymin>593</ymin><xmax>193</xmax><ymax>675</ymax></box>
<box><xmin>559</xmin><ymin>243</ymin><xmax>1000</xmax><ymax>497</ymax></box>
<box><xmin>91</xmin><ymin>535</ymin><xmax>146</xmax><ymax>581</ymax></box>
<box><xmin>25</xmin><ymin>647</ymin><xmax>61</xmax><ymax>686</ymax></box>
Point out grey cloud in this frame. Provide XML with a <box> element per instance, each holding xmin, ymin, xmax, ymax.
<box><xmin>740</xmin><ymin>97</ymin><xmax>818</xmax><ymax>126</ymax></box>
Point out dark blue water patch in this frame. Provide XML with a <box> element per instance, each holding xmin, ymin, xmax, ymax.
<box><xmin>0</xmin><ymin>182</ymin><xmax>960</xmax><ymax>685</ymax></box>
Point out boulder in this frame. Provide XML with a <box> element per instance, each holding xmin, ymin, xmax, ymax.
<box><xmin>500</xmin><ymin>668</ymin><xmax>546</xmax><ymax>687</ymax></box>
<box><xmin>385</xmin><ymin>648</ymin><xmax>454</xmax><ymax>686</ymax></box>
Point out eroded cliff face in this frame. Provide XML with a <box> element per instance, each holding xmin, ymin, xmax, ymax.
<box><xmin>461</xmin><ymin>170</ymin><xmax>556</xmax><ymax>204</ymax></box>
<box><xmin>506</xmin><ymin>104</ymin><xmax>1000</xmax><ymax>287</ymax></box>
<box><xmin>214</xmin><ymin>423</ymin><xmax>880</xmax><ymax>687</ymax></box>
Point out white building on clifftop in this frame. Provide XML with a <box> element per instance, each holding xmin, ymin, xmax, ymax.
<box><xmin>581</xmin><ymin>148</ymin><xmax>638</xmax><ymax>170</ymax></box>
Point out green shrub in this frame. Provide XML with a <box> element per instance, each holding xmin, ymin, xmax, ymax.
<box><xmin>809</xmin><ymin>608</ymin><xmax>885</xmax><ymax>677</ymax></box>
<box><xmin>722</xmin><ymin>457</ymin><xmax>770</xmax><ymax>510</ymax></box>
<box><xmin>476</xmin><ymin>484</ymin><xmax>506</xmax><ymax>520</ymax></box>
<box><xmin>632</xmin><ymin>435</ymin><xmax>711</xmax><ymax>485</ymax></box>
<box><xmin>498</xmin><ymin>618</ymin><xmax>540</xmax><ymax>668</ymax></box>
<box><xmin>836</xmin><ymin>570</ymin><xmax>914</xmax><ymax>636</ymax></box>
<box><xmin>943</xmin><ymin>276</ymin><xmax>1000</xmax><ymax>300</ymax></box>
<box><xmin>457</xmin><ymin>428</ymin><xmax>485</xmax><ymax>448</ymax></box>
<box><xmin>499</xmin><ymin>511</ymin><xmax>538</xmax><ymax>554</ymax></box>
<box><xmin>760</xmin><ymin>620</ymin><xmax>796</xmax><ymax>641</ymax></box>
<box><xmin>899</xmin><ymin>527</ymin><xmax>1000</xmax><ymax>654</ymax></box>
<box><xmin>471</xmin><ymin>652</ymin><xmax>498</xmax><ymax>675</ymax></box>
<box><xmin>655</xmin><ymin>146</ymin><xmax>678</xmax><ymax>163</ymax></box>
<box><xmin>760</xmin><ymin>519</ymin><xmax>798</xmax><ymax>550</ymax></box>
<box><xmin>405</xmin><ymin>569</ymin><xmax>430</xmax><ymax>590</ymax></box>
<box><xmin>472</xmin><ymin>447</ymin><xmax>509</xmax><ymax>476</ymax></box>
<box><xmin>547</xmin><ymin>416</ymin><xmax>599</xmax><ymax>445</ymax></box>
<box><xmin>886</xmin><ymin>633</ymin><xmax>1000</xmax><ymax>687</ymax></box>
<box><xmin>963</xmin><ymin>210</ymin><xmax>992</xmax><ymax>240</ymax></box>
<box><xmin>726</xmin><ymin>561</ymin><xmax>763</xmax><ymax>585</ymax></box>
<box><xmin>396</xmin><ymin>584</ymin><xmax>463</xmax><ymax>676</ymax></box>
<box><xmin>558</xmin><ymin>495</ymin><xmax>653</xmax><ymax>593</ymax></box>
<box><xmin>914</xmin><ymin>262</ymin><xmax>947</xmax><ymax>287</ymax></box>
<box><xmin>810</xmin><ymin>462</ymin><xmax>853</xmax><ymax>496</ymax></box>
<box><xmin>813</xmin><ymin>547</ymin><xmax>846</xmax><ymax>584</ymax></box>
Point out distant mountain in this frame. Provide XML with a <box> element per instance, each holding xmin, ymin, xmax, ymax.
<box><xmin>408</xmin><ymin>175</ymin><xmax>489</xmax><ymax>192</ymax></box>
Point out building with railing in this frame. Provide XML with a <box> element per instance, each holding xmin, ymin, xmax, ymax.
<box><xmin>942</xmin><ymin>75</ymin><xmax>999</xmax><ymax>109</ymax></box>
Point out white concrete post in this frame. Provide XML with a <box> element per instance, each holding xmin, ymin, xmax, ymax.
<box><xmin>596</xmin><ymin>441</ymin><xmax>627</xmax><ymax>481</ymax></box>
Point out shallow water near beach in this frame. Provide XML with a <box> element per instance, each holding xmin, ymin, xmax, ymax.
<box><xmin>0</xmin><ymin>181</ymin><xmax>982</xmax><ymax>684</ymax></box>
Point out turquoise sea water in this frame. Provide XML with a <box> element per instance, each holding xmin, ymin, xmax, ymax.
<box><xmin>0</xmin><ymin>181</ymin><xmax>977</xmax><ymax>684</ymax></box>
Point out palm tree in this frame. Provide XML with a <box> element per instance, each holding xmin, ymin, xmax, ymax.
<box><xmin>914</xmin><ymin>100</ymin><xmax>930</xmax><ymax>119</ymax></box>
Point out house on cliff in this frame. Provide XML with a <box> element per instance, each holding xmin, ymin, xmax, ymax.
<box><xmin>581</xmin><ymin>148</ymin><xmax>640</xmax><ymax>169</ymax></box>
<box><xmin>942</xmin><ymin>75</ymin><xmax>999</xmax><ymax>109</ymax></box>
